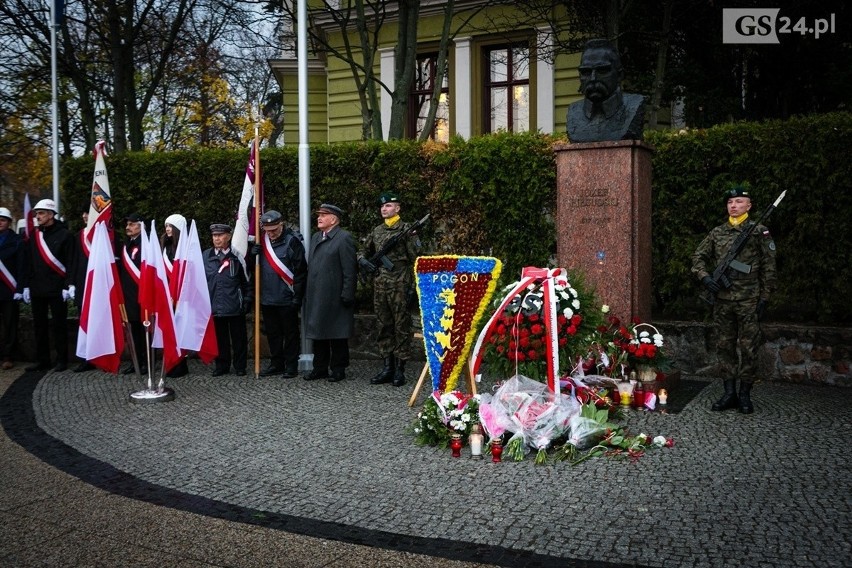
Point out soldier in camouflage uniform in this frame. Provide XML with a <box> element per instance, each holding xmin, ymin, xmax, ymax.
<box><xmin>692</xmin><ymin>183</ymin><xmax>777</xmax><ymax>414</ymax></box>
<box><xmin>360</xmin><ymin>192</ymin><xmax>420</xmax><ymax>387</ymax></box>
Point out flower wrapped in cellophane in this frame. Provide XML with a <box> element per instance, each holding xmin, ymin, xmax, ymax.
<box><xmin>479</xmin><ymin>375</ymin><xmax>579</xmax><ymax>463</ymax></box>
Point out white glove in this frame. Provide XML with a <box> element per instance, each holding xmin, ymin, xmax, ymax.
<box><xmin>62</xmin><ymin>289</ymin><xmax>70</xmax><ymax>301</ymax></box>
<box><xmin>23</xmin><ymin>288</ymin><xmax>31</xmax><ymax>304</ymax></box>
<box><xmin>13</xmin><ymin>293</ymin><xmax>22</xmax><ymax>301</ymax></box>
<box><xmin>63</xmin><ymin>285</ymin><xmax>76</xmax><ymax>301</ymax></box>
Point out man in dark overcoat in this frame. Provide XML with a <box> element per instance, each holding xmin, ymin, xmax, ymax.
<box><xmin>304</xmin><ymin>203</ymin><xmax>357</xmax><ymax>383</ymax></box>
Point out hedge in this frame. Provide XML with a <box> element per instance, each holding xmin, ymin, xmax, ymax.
<box><xmin>61</xmin><ymin>113</ymin><xmax>852</xmax><ymax>324</ymax></box>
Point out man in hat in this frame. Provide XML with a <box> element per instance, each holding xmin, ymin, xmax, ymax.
<box><xmin>360</xmin><ymin>192</ymin><xmax>420</xmax><ymax>387</ymax></box>
<box><xmin>252</xmin><ymin>210</ymin><xmax>306</xmax><ymax>378</ymax></box>
<box><xmin>205</xmin><ymin>223</ymin><xmax>251</xmax><ymax>376</ymax></box>
<box><xmin>304</xmin><ymin>203</ymin><xmax>357</xmax><ymax>382</ymax></box>
<box><xmin>22</xmin><ymin>199</ymin><xmax>76</xmax><ymax>372</ymax></box>
<box><xmin>118</xmin><ymin>212</ymin><xmax>147</xmax><ymax>375</ymax></box>
<box><xmin>692</xmin><ymin>182</ymin><xmax>777</xmax><ymax>414</ymax></box>
<box><xmin>71</xmin><ymin>203</ymin><xmax>95</xmax><ymax>372</ymax></box>
<box><xmin>0</xmin><ymin>206</ymin><xmax>25</xmax><ymax>370</ymax></box>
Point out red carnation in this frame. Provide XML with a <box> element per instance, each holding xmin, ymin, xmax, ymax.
<box><xmin>527</xmin><ymin>350</ymin><xmax>538</xmax><ymax>360</ymax></box>
<box><xmin>530</xmin><ymin>323</ymin><xmax>543</xmax><ymax>335</ymax></box>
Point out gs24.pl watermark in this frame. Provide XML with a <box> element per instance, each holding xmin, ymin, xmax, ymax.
<box><xmin>723</xmin><ymin>9</ymin><xmax>837</xmax><ymax>44</ymax></box>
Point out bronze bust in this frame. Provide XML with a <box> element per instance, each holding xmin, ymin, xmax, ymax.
<box><xmin>566</xmin><ymin>39</ymin><xmax>646</xmax><ymax>143</ymax></box>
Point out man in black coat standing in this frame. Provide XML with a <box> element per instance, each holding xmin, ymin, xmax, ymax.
<box><xmin>118</xmin><ymin>212</ymin><xmax>147</xmax><ymax>375</ymax></box>
<box><xmin>304</xmin><ymin>204</ymin><xmax>357</xmax><ymax>383</ymax></box>
<box><xmin>23</xmin><ymin>199</ymin><xmax>76</xmax><ymax>372</ymax></box>
<box><xmin>204</xmin><ymin>223</ymin><xmax>250</xmax><ymax>376</ymax></box>
<box><xmin>0</xmin><ymin>207</ymin><xmax>25</xmax><ymax>370</ymax></box>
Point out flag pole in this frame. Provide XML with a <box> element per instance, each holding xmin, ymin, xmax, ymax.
<box><xmin>50</xmin><ymin>0</ymin><xmax>60</xmax><ymax>211</ymax></box>
<box><xmin>253</xmin><ymin>110</ymin><xmax>262</xmax><ymax>379</ymax></box>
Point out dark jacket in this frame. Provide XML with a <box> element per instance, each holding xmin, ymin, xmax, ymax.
<box><xmin>254</xmin><ymin>228</ymin><xmax>307</xmax><ymax>307</ymax></box>
<box><xmin>118</xmin><ymin>235</ymin><xmax>144</xmax><ymax>321</ymax></box>
<box><xmin>204</xmin><ymin>247</ymin><xmax>249</xmax><ymax>317</ymax></box>
<box><xmin>305</xmin><ymin>225</ymin><xmax>357</xmax><ymax>340</ymax></box>
<box><xmin>0</xmin><ymin>229</ymin><xmax>25</xmax><ymax>301</ymax></box>
<box><xmin>25</xmin><ymin>221</ymin><xmax>75</xmax><ymax>298</ymax></box>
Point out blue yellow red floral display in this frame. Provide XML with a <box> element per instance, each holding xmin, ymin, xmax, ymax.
<box><xmin>415</xmin><ymin>256</ymin><xmax>502</xmax><ymax>393</ymax></box>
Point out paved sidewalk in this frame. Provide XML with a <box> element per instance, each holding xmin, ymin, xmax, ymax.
<box><xmin>1</xmin><ymin>361</ymin><xmax>850</xmax><ymax>567</ymax></box>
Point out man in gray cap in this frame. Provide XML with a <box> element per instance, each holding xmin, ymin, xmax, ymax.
<box><xmin>204</xmin><ymin>223</ymin><xmax>250</xmax><ymax>376</ymax></box>
<box><xmin>252</xmin><ymin>210</ymin><xmax>306</xmax><ymax>378</ymax></box>
<box><xmin>304</xmin><ymin>203</ymin><xmax>357</xmax><ymax>382</ymax></box>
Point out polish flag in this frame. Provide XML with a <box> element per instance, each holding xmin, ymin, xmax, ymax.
<box><xmin>75</xmin><ymin>222</ymin><xmax>125</xmax><ymax>373</ymax></box>
<box><xmin>139</xmin><ymin>221</ymin><xmax>182</xmax><ymax>373</ymax></box>
<box><xmin>169</xmin><ymin>222</ymin><xmax>189</xmax><ymax>302</ymax></box>
<box><xmin>82</xmin><ymin>140</ymin><xmax>114</xmax><ymax>256</ymax></box>
<box><xmin>23</xmin><ymin>193</ymin><xmax>35</xmax><ymax>241</ymax></box>
<box><xmin>174</xmin><ymin>220</ymin><xmax>218</xmax><ymax>363</ymax></box>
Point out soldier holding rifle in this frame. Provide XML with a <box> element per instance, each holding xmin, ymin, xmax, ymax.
<box><xmin>359</xmin><ymin>192</ymin><xmax>424</xmax><ymax>387</ymax></box>
<box><xmin>692</xmin><ymin>183</ymin><xmax>780</xmax><ymax>414</ymax></box>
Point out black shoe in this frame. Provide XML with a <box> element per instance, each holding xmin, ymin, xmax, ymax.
<box><xmin>304</xmin><ymin>369</ymin><xmax>329</xmax><ymax>381</ymax></box>
<box><xmin>392</xmin><ymin>360</ymin><xmax>407</xmax><ymax>387</ymax></box>
<box><xmin>211</xmin><ymin>368</ymin><xmax>226</xmax><ymax>377</ymax></box>
<box><xmin>711</xmin><ymin>379</ymin><xmax>739</xmax><ymax>411</ymax></box>
<box><xmin>26</xmin><ymin>362</ymin><xmax>51</xmax><ymax>372</ymax></box>
<box><xmin>166</xmin><ymin>367</ymin><xmax>188</xmax><ymax>378</ymax></box>
<box><xmin>259</xmin><ymin>365</ymin><xmax>284</xmax><ymax>377</ymax></box>
<box><xmin>122</xmin><ymin>364</ymin><xmax>136</xmax><ymax>375</ymax></box>
<box><xmin>235</xmin><ymin>369</ymin><xmax>246</xmax><ymax>376</ymax></box>
<box><xmin>53</xmin><ymin>362</ymin><xmax>67</xmax><ymax>372</ymax></box>
<box><xmin>370</xmin><ymin>356</ymin><xmax>395</xmax><ymax>385</ymax></box>
<box><xmin>328</xmin><ymin>368</ymin><xmax>345</xmax><ymax>383</ymax></box>
<box><xmin>73</xmin><ymin>362</ymin><xmax>95</xmax><ymax>373</ymax></box>
<box><xmin>282</xmin><ymin>368</ymin><xmax>299</xmax><ymax>379</ymax></box>
<box><xmin>738</xmin><ymin>381</ymin><xmax>754</xmax><ymax>414</ymax></box>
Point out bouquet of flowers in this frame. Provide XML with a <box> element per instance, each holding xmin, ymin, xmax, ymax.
<box><xmin>581</xmin><ymin>316</ymin><xmax>668</xmax><ymax>379</ymax></box>
<box><xmin>480</xmin><ymin>271</ymin><xmax>602</xmax><ymax>382</ymax></box>
<box><xmin>479</xmin><ymin>375</ymin><xmax>580</xmax><ymax>464</ymax></box>
<box><xmin>412</xmin><ymin>391</ymin><xmax>480</xmax><ymax>448</ymax></box>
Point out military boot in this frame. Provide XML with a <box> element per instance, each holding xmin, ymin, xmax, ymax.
<box><xmin>738</xmin><ymin>381</ymin><xmax>754</xmax><ymax>414</ymax></box>
<box><xmin>711</xmin><ymin>379</ymin><xmax>739</xmax><ymax>411</ymax></box>
<box><xmin>369</xmin><ymin>355</ymin><xmax>395</xmax><ymax>385</ymax></box>
<box><xmin>392</xmin><ymin>359</ymin><xmax>407</xmax><ymax>387</ymax></box>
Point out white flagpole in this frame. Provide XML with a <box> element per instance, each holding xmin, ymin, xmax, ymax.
<box><xmin>50</xmin><ymin>0</ymin><xmax>60</xmax><ymax>212</ymax></box>
<box><xmin>297</xmin><ymin>0</ymin><xmax>312</xmax><ymax>371</ymax></box>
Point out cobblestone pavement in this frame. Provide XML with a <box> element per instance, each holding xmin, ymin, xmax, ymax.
<box><xmin>2</xmin><ymin>360</ymin><xmax>851</xmax><ymax>567</ymax></box>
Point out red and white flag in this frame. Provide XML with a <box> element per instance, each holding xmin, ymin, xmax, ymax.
<box><xmin>168</xmin><ymin>223</ymin><xmax>189</xmax><ymax>302</ymax></box>
<box><xmin>75</xmin><ymin>222</ymin><xmax>125</xmax><ymax>373</ymax></box>
<box><xmin>23</xmin><ymin>193</ymin><xmax>35</xmax><ymax>241</ymax></box>
<box><xmin>82</xmin><ymin>140</ymin><xmax>114</xmax><ymax>257</ymax></box>
<box><xmin>139</xmin><ymin>221</ymin><xmax>182</xmax><ymax>373</ymax></box>
<box><xmin>231</xmin><ymin>140</ymin><xmax>263</xmax><ymax>273</ymax></box>
<box><xmin>174</xmin><ymin>220</ymin><xmax>218</xmax><ymax>363</ymax></box>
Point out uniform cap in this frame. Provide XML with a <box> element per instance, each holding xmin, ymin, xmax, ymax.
<box><xmin>379</xmin><ymin>192</ymin><xmax>400</xmax><ymax>205</ymax></box>
<box><xmin>210</xmin><ymin>223</ymin><xmax>232</xmax><ymax>234</ymax></box>
<box><xmin>125</xmin><ymin>212</ymin><xmax>144</xmax><ymax>223</ymax></box>
<box><xmin>0</xmin><ymin>207</ymin><xmax>12</xmax><ymax>221</ymax></box>
<box><xmin>260</xmin><ymin>210</ymin><xmax>283</xmax><ymax>224</ymax></box>
<box><xmin>315</xmin><ymin>203</ymin><xmax>344</xmax><ymax>218</ymax></box>
<box><xmin>33</xmin><ymin>199</ymin><xmax>58</xmax><ymax>214</ymax></box>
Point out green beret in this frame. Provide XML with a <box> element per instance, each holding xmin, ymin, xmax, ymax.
<box><xmin>379</xmin><ymin>192</ymin><xmax>400</xmax><ymax>205</ymax></box>
<box><xmin>724</xmin><ymin>183</ymin><xmax>752</xmax><ymax>202</ymax></box>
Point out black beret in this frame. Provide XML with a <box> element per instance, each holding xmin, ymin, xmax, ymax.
<box><xmin>379</xmin><ymin>192</ymin><xmax>400</xmax><ymax>205</ymax></box>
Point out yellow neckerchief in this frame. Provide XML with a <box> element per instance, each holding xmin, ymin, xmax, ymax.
<box><xmin>384</xmin><ymin>214</ymin><xmax>400</xmax><ymax>228</ymax></box>
<box><xmin>729</xmin><ymin>212</ymin><xmax>749</xmax><ymax>227</ymax></box>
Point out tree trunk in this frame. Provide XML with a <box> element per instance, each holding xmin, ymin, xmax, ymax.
<box><xmin>417</xmin><ymin>0</ymin><xmax>453</xmax><ymax>142</ymax></box>
<box><xmin>647</xmin><ymin>0</ymin><xmax>673</xmax><ymax>129</ymax></box>
<box><xmin>387</xmin><ymin>0</ymin><xmax>420</xmax><ymax>140</ymax></box>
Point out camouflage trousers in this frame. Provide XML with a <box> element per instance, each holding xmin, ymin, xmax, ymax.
<box><xmin>713</xmin><ymin>298</ymin><xmax>764</xmax><ymax>382</ymax></box>
<box><xmin>373</xmin><ymin>276</ymin><xmax>412</xmax><ymax>360</ymax></box>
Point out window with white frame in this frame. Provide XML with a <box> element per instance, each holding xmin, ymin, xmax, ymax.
<box><xmin>408</xmin><ymin>52</ymin><xmax>450</xmax><ymax>142</ymax></box>
<box><xmin>484</xmin><ymin>43</ymin><xmax>530</xmax><ymax>133</ymax></box>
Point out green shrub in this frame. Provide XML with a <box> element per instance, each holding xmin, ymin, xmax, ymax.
<box><xmin>61</xmin><ymin>112</ymin><xmax>852</xmax><ymax>324</ymax></box>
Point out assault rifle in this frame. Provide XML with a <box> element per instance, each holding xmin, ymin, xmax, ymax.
<box><xmin>700</xmin><ymin>190</ymin><xmax>786</xmax><ymax>305</ymax></box>
<box><xmin>359</xmin><ymin>213</ymin><xmax>430</xmax><ymax>279</ymax></box>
